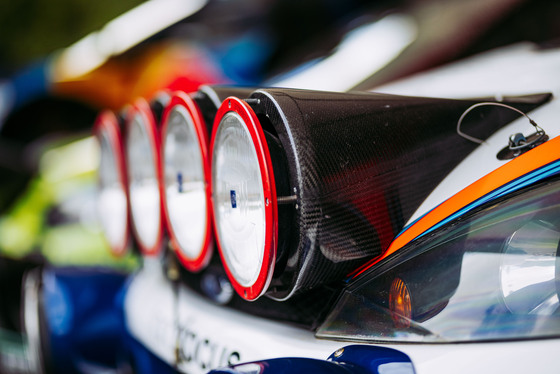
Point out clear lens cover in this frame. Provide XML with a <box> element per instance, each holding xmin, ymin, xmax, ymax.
<box><xmin>213</xmin><ymin>112</ymin><xmax>265</xmax><ymax>286</ymax></box>
<box><xmin>211</xmin><ymin>98</ymin><xmax>277</xmax><ymax>300</ymax></box>
<box><xmin>126</xmin><ymin>106</ymin><xmax>162</xmax><ymax>255</ymax></box>
<box><xmin>318</xmin><ymin>177</ymin><xmax>560</xmax><ymax>343</ymax></box>
<box><xmin>162</xmin><ymin>97</ymin><xmax>211</xmax><ymax>270</ymax></box>
<box><xmin>95</xmin><ymin>112</ymin><xmax>128</xmax><ymax>256</ymax></box>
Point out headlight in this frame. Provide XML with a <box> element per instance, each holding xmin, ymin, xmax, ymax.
<box><xmin>161</xmin><ymin>92</ymin><xmax>212</xmax><ymax>271</ymax></box>
<box><xmin>125</xmin><ymin>96</ymin><xmax>166</xmax><ymax>256</ymax></box>
<box><xmin>161</xmin><ymin>86</ymin><xmax>255</xmax><ymax>272</ymax></box>
<box><xmin>500</xmin><ymin>220</ymin><xmax>559</xmax><ymax>315</ymax></box>
<box><xmin>94</xmin><ymin>110</ymin><xmax>129</xmax><ymax>256</ymax></box>
<box><xmin>211</xmin><ymin>89</ymin><xmax>548</xmax><ymax>301</ymax></box>
<box><xmin>318</xmin><ymin>156</ymin><xmax>560</xmax><ymax>343</ymax></box>
<box><xmin>211</xmin><ymin>97</ymin><xmax>277</xmax><ymax>300</ymax></box>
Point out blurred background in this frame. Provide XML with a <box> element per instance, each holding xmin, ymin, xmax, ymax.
<box><xmin>0</xmin><ymin>0</ymin><xmax>560</xmax><ymax>371</ymax></box>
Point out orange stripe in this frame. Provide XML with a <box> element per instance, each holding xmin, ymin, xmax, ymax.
<box><xmin>352</xmin><ymin>135</ymin><xmax>560</xmax><ymax>278</ymax></box>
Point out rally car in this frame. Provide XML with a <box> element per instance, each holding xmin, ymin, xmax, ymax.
<box><xmin>2</xmin><ymin>1</ymin><xmax>560</xmax><ymax>374</ymax></box>
<box><xmin>19</xmin><ymin>41</ymin><xmax>558</xmax><ymax>374</ymax></box>
<box><xmin>138</xmin><ymin>43</ymin><xmax>560</xmax><ymax>374</ymax></box>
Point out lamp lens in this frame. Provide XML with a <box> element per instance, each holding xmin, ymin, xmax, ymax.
<box><xmin>127</xmin><ymin>113</ymin><xmax>161</xmax><ymax>250</ymax></box>
<box><xmin>98</xmin><ymin>130</ymin><xmax>127</xmax><ymax>252</ymax></box>
<box><xmin>163</xmin><ymin>105</ymin><xmax>207</xmax><ymax>259</ymax></box>
<box><xmin>212</xmin><ymin>111</ymin><xmax>266</xmax><ymax>288</ymax></box>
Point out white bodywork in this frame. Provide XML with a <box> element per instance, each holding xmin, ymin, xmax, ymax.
<box><xmin>125</xmin><ymin>260</ymin><xmax>342</xmax><ymax>374</ymax></box>
<box><xmin>126</xmin><ymin>261</ymin><xmax>560</xmax><ymax>374</ymax></box>
<box><xmin>374</xmin><ymin>43</ymin><xmax>560</xmax><ymax>223</ymax></box>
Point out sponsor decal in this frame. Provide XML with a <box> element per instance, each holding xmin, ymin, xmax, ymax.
<box><xmin>177</xmin><ymin>324</ymin><xmax>241</xmax><ymax>372</ymax></box>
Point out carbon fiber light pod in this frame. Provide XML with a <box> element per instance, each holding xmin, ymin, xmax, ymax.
<box><xmin>160</xmin><ymin>86</ymin><xmax>254</xmax><ymax>272</ymax></box>
<box><xmin>125</xmin><ymin>93</ymin><xmax>170</xmax><ymax>256</ymax></box>
<box><xmin>211</xmin><ymin>88</ymin><xmax>550</xmax><ymax>300</ymax></box>
<box><xmin>94</xmin><ymin>110</ymin><xmax>129</xmax><ymax>256</ymax></box>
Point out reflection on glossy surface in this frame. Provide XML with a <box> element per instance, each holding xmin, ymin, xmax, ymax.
<box><xmin>212</xmin><ymin>112</ymin><xmax>265</xmax><ymax>288</ymax></box>
<box><xmin>500</xmin><ymin>221</ymin><xmax>559</xmax><ymax>315</ymax></box>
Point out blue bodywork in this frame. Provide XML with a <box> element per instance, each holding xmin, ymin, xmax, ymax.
<box><xmin>42</xmin><ymin>267</ymin><xmax>180</xmax><ymax>373</ymax></box>
<box><xmin>208</xmin><ymin>345</ymin><xmax>415</xmax><ymax>374</ymax></box>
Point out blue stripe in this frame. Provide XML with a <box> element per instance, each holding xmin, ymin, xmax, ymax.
<box><xmin>398</xmin><ymin>159</ymin><xmax>560</xmax><ymax>244</ymax></box>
